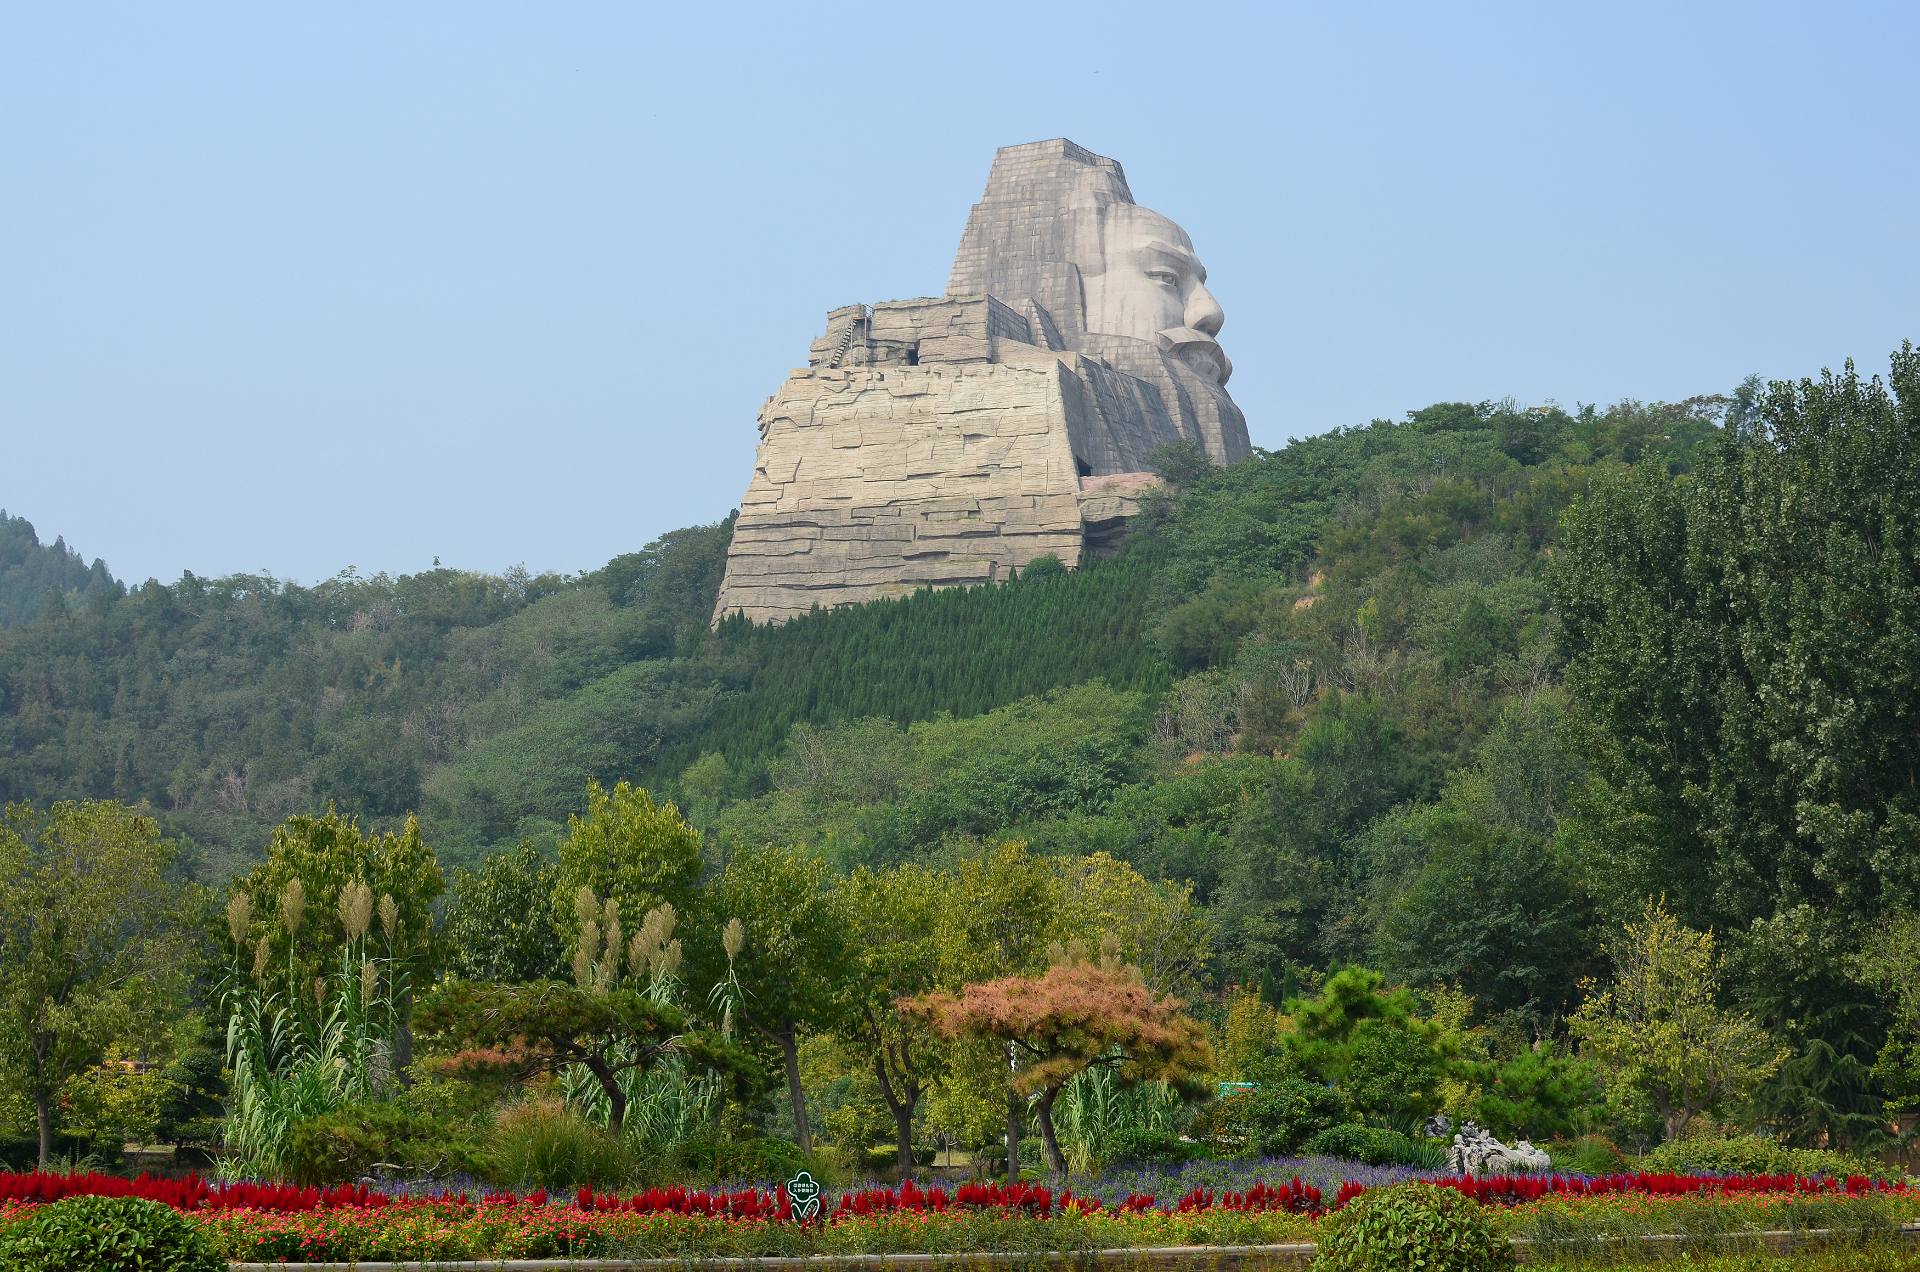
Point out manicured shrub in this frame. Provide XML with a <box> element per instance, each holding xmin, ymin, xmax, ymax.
<box><xmin>1301</xmin><ymin>1123</ymin><xmax>1422</xmax><ymax>1166</ymax></box>
<box><xmin>1314</xmin><ymin>1182</ymin><xmax>1513</xmax><ymax>1271</ymax></box>
<box><xmin>169</xmin><ymin>1117</ymin><xmax>226</xmax><ymax>1152</ymax></box>
<box><xmin>857</xmin><ymin>1144</ymin><xmax>938</xmax><ymax>1171</ymax></box>
<box><xmin>285</xmin><ymin>1102</ymin><xmax>484</xmax><ymax>1184</ymax></box>
<box><xmin>1241</xmin><ymin>1078</ymin><xmax>1351</xmax><ymax>1156</ymax></box>
<box><xmin>1639</xmin><ymin>1133</ymin><xmax>1898</xmax><ymax>1182</ymax></box>
<box><xmin>0</xmin><ymin>1194</ymin><xmax>221</xmax><ymax>1271</ymax></box>
<box><xmin>1104</xmin><ymin>1126</ymin><xmax>1204</xmax><ymax>1166</ymax></box>
<box><xmin>484</xmin><ymin>1097</ymin><xmax>630</xmax><ymax>1190</ymax></box>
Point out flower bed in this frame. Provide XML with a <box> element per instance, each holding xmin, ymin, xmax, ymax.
<box><xmin>0</xmin><ymin>1167</ymin><xmax>1912</xmax><ymax>1264</ymax></box>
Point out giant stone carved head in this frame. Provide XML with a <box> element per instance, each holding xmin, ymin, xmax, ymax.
<box><xmin>947</xmin><ymin>139</ymin><xmax>1250</xmax><ymax>465</ymax></box>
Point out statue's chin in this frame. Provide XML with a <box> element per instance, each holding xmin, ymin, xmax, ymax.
<box><xmin>1157</xmin><ymin>328</ymin><xmax>1232</xmax><ymax>387</ymax></box>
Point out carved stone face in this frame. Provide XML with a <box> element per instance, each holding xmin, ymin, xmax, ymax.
<box><xmin>1078</xmin><ymin>203</ymin><xmax>1232</xmax><ymax>387</ymax></box>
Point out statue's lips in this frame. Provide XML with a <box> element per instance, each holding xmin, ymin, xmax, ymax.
<box><xmin>1158</xmin><ymin>327</ymin><xmax>1232</xmax><ymax>387</ymax></box>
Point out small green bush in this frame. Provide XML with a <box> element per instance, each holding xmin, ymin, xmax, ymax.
<box><xmin>1314</xmin><ymin>1182</ymin><xmax>1513</xmax><ymax>1272</ymax></box>
<box><xmin>1104</xmin><ymin>1126</ymin><xmax>1204</xmax><ymax>1166</ymax></box>
<box><xmin>1639</xmin><ymin>1133</ymin><xmax>1898</xmax><ymax>1182</ymax></box>
<box><xmin>285</xmin><ymin>1101</ymin><xmax>485</xmax><ymax>1184</ymax></box>
<box><xmin>1302</xmin><ymin>1123</ymin><xmax>1422</xmax><ymax>1166</ymax></box>
<box><xmin>0</xmin><ymin>1194</ymin><xmax>221</xmax><ymax>1272</ymax></box>
<box><xmin>1241</xmin><ymin>1078</ymin><xmax>1351</xmax><ymax>1156</ymax></box>
<box><xmin>484</xmin><ymin>1096</ymin><xmax>631</xmax><ymax>1190</ymax></box>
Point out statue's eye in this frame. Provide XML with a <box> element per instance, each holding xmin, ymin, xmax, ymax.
<box><xmin>1147</xmin><ymin>269</ymin><xmax>1179</xmax><ymax>287</ymax></box>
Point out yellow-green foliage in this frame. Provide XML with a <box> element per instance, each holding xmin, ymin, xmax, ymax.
<box><xmin>1569</xmin><ymin>902</ymin><xmax>1785</xmax><ymax>1139</ymax></box>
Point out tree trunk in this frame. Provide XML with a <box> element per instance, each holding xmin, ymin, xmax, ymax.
<box><xmin>394</xmin><ymin>987</ymin><xmax>414</xmax><ymax>1084</ymax></box>
<box><xmin>1034</xmin><ymin>1086</ymin><xmax>1068</xmax><ymax>1176</ymax></box>
<box><xmin>781</xmin><ymin>1025</ymin><xmax>812</xmax><ymax>1154</ymax></box>
<box><xmin>1004</xmin><ymin>1041</ymin><xmax>1021</xmax><ymax>1184</ymax></box>
<box><xmin>872</xmin><ymin>1052</ymin><xmax>917</xmax><ymax>1173</ymax></box>
<box><xmin>585</xmin><ymin>1055</ymin><xmax>628</xmax><ymax>1134</ymax></box>
<box><xmin>35</xmin><ymin>1089</ymin><xmax>52</xmax><ymax>1169</ymax></box>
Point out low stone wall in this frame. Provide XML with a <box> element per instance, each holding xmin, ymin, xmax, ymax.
<box><xmin>229</xmin><ymin>1221</ymin><xmax>1920</xmax><ymax>1271</ymax></box>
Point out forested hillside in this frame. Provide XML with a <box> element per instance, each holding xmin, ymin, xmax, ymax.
<box><xmin>0</xmin><ymin>509</ymin><xmax>1168</xmax><ymax>874</ymax></box>
<box><xmin>1</xmin><ymin>392</ymin><xmax>1711</xmax><ymax>876</ymax></box>
<box><xmin>0</xmin><ymin>511</ymin><xmax>121</xmax><ymax>627</ymax></box>
<box><xmin>6</xmin><ymin>348</ymin><xmax>1920</xmax><ymax>1155</ymax></box>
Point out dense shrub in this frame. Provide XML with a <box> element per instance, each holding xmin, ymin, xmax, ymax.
<box><xmin>1338</xmin><ymin>1027</ymin><xmax>1447</xmax><ymax>1126</ymax></box>
<box><xmin>976</xmin><ymin>1137</ymin><xmax>1052</xmax><ymax>1176</ymax></box>
<box><xmin>1639</xmin><ymin>1134</ymin><xmax>1899</xmax><ymax>1183</ymax></box>
<box><xmin>1104</xmin><ymin>1126</ymin><xmax>1205</xmax><ymax>1166</ymax></box>
<box><xmin>285</xmin><ymin>1102</ymin><xmax>484</xmax><ymax>1185</ymax></box>
<box><xmin>0</xmin><ymin>1194</ymin><xmax>221</xmax><ymax>1271</ymax></box>
<box><xmin>667</xmin><ymin>1135</ymin><xmax>811</xmax><ymax>1184</ymax></box>
<box><xmin>1314</xmin><ymin>1182</ymin><xmax>1513</xmax><ymax>1271</ymax></box>
<box><xmin>1301</xmin><ymin>1124</ymin><xmax>1424</xmax><ymax>1166</ymax></box>
<box><xmin>0</xmin><ymin>1132</ymin><xmax>96</xmax><ymax>1171</ymax></box>
<box><xmin>1238</xmin><ymin>1079</ymin><xmax>1352</xmax><ymax>1156</ymax></box>
<box><xmin>859</xmin><ymin>1145</ymin><xmax>937</xmax><ymax>1171</ymax></box>
<box><xmin>484</xmin><ymin>1098</ymin><xmax>630</xmax><ymax>1190</ymax></box>
<box><xmin>1468</xmin><ymin>1047</ymin><xmax>1601</xmax><ymax>1142</ymax></box>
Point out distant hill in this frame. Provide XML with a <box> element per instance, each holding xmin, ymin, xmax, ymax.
<box><xmin>0</xmin><ymin>395</ymin><xmax>1721</xmax><ymax>877</ymax></box>
<box><xmin>0</xmin><ymin>511</ymin><xmax>121</xmax><ymax>627</ymax></box>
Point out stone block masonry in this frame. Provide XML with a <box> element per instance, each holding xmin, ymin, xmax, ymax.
<box><xmin>711</xmin><ymin>140</ymin><xmax>1250</xmax><ymax>626</ymax></box>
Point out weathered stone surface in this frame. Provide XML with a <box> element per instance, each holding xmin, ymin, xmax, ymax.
<box><xmin>712</xmin><ymin>140</ymin><xmax>1247</xmax><ymax>626</ymax></box>
<box><xmin>948</xmin><ymin>138</ymin><xmax>1249</xmax><ymax>467</ymax></box>
<box><xmin>1447</xmin><ymin>1122</ymin><xmax>1553</xmax><ymax>1176</ymax></box>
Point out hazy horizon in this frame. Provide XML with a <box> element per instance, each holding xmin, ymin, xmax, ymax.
<box><xmin>6</xmin><ymin>3</ymin><xmax>1915</xmax><ymax>586</ymax></box>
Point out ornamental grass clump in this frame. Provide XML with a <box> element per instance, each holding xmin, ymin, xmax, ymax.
<box><xmin>486</xmin><ymin>1096</ymin><xmax>632</xmax><ymax>1191</ymax></box>
<box><xmin>0</xmin><ymin>1194</ymin><xmax>222</xmax><ymax>1272</ymax></box>
<box><xmin>1314</xmin><ymin>1181</ymin><xmax>1512</xmax><ymax>1272</ymax></box>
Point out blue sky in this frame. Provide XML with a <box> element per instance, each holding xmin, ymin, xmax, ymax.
<box><xmin>4</xmin><ymin>3</ymin><xmax>1914</xmax><ymax>585</ymax></box>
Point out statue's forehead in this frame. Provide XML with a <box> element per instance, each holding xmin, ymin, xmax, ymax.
<box><xmin>1104</xmin><ymin>203</ymin><xmax>1196</xmax><ymax>251</ymax></box>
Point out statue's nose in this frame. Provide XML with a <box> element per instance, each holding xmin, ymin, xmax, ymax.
<box><xmin>1186</xmin><ymin>282</ymin><xmax>1224</xmax><ymax>337</ymax></box>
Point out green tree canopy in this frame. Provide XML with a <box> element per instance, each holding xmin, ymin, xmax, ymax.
<box><xmin>418</xmin><ymin>980</ymin><xmax>750</xmax><ymax>1134</ymax></box>
<box><xmin>444</xmin><ymin>840</ymin><xmax>564</xmax><ymax>984</ymax></box>
<box><xmin>0</xmin><ymin>800</ymin><xmax>203</xmax><ymax>1164</ymax></box>
<box><xmin>703</xmin><ymin>841</ymin><xmax>849</xmax><ymax>1154</ymax></box>
<box><xmin>550</xmin><ymin>781</ymin><xmax>703</xmax><ymax>951</ymax></box>
<box><xmin>1569</xmin><ymin>901</ymin><xmax>1785</xmax><ymax>1139</ymax></box>
<box><xmin>232</xmin><ymin>807</ymin><xmax>443</xmax><ymax>983</ymax></box>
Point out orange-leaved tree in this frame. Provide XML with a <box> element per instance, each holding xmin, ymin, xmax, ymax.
<box><xmin>902</xmin><ymin>941</ymin><xmax>1212</xmax><ymax>1174</ymax></box>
